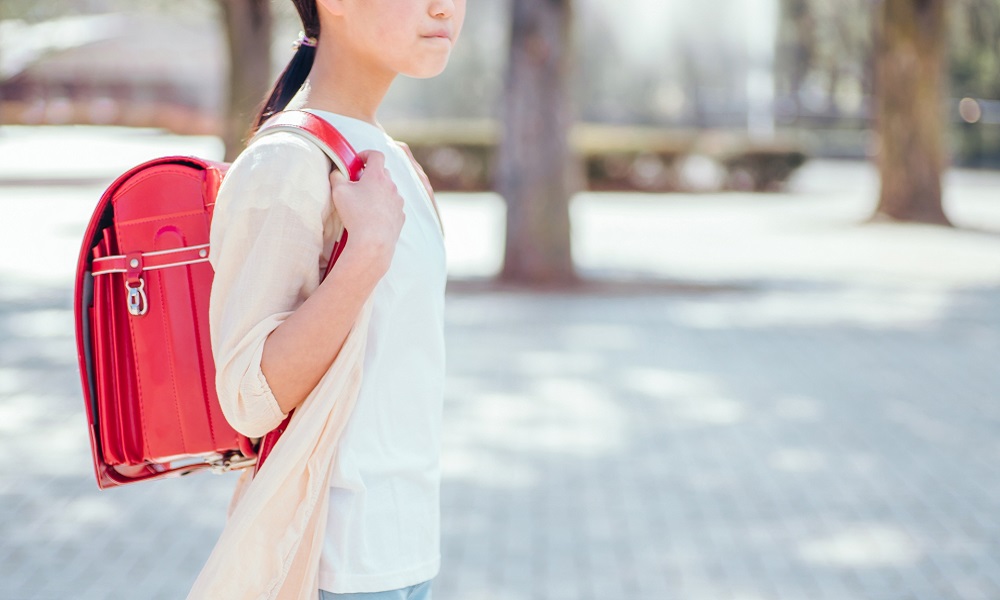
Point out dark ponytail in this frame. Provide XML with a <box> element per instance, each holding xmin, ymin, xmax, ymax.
<box><xmin>247</xmin><ymin>0</ymin><xmax>321</xmax><ymax>138</ymax></box>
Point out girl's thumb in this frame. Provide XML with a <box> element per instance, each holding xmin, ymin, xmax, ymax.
<box><xmin>330</xmin><ymin>168</ymin><xmax>347</xmax><ymax>183</ymax></box>
<box><xmin>356</xmin><ymin>149</ymin><xmax>385</xmax><ymax>170</ymax></box>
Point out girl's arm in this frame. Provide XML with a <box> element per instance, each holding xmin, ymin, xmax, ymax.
<box><xmin>209</xmin><ymin>138</ymin><xmax>402</xmax><ymax>438</ymax></box>
<box><xmin>259</xmin><ymin>149</ymin><xmax>404</xmax><ymax>414</ymax></box>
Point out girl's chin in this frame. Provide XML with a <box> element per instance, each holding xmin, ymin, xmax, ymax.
<box><xmin>402</xmin><ymin>60</ymin><xmax>451</xmax><ymax>79</ymax></box>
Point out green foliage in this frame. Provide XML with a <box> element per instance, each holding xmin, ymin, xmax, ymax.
<box><xmin>776</xmin><ymin>0</ymin><xmax>872</xmax><ymax>111</ymax></box>
<box><xmin>949</xmin><ymin>0</ymin><xmax>1000</xmax><ymax>98</ymax></box>
<box><xmin>777</xmin><ymin>0</ymin><xmax>1000</xmax><ymax>104</ymax></box>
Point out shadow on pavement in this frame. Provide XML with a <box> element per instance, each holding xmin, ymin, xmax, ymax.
<box><xmin>2</xmin><ymin>275</ymin><xmax>998</xmax><ymax>599</ymax></box>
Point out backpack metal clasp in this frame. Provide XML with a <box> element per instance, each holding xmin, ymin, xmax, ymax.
<box><xmin>125</xmin><ymin>279</ymin><xmax>148</xmax><ymax>316</ymax></box>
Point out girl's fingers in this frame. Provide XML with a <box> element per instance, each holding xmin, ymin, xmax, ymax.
<box><xmin>356</xmin><ymin>149</ymin><xmax>386</xmax><ymax>171</ymax></box>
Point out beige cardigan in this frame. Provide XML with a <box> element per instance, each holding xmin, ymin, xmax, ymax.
<box><xmin>187</xmin><ymin>301</ymin><xmax>371</xmax><ymax>600</ymax></box>
<box><xmin>188</xmin><ymin>130</ymin><xmax>374</xmax><ymax>600</ymax></box>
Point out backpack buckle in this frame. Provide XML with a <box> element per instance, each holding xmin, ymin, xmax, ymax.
<box><xmin>125</xmin><ymin>279</ymin><xmax>148</xmax><ymax>316</ymax></box>
<box><xmin>208</xmin><ymin>451</ymin><xmax>257</xmax><ymax>474</ymax></box>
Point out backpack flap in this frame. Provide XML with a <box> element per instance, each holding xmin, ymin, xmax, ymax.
<box><xmin>74</xmin><ymin>111</ymin><xmax>363</xmax><ymax>489</ymax></box>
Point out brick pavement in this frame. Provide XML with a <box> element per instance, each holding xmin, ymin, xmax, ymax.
<box><xmin>1</xmin><ymin>129</ymin><xmax>999</xmax><ymax>600</ymax></box>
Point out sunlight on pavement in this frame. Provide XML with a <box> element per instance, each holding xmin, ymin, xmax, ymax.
<box><xmin>622</xmin><ymin>368</ymin><xmax>721</xmax><ymax>397</ymax></box>
<box><xmin>436</xmin><ymin>193</ymin><xmax>505</xmax><ymax>278</ymax></box>
<box><xmin>767</xmin><ymin>447</ymin><xmax>828</xmax><ymax>473</ymax></box>
<box><xmin>667</xmin><ymin>287</ymin><xmax>956</xmax><ymax>329</ymax></box>
<box><xmin>2</xmin><ymin>127</ymin><xmax>999</xmax><ymax>599</ymax></box>
<box><xmin>0</xmin><ymin>126</ymin><xmax>223</xmax><ymax>182</ymax></box>
<box><xmin>442</xmin><ymin>375</ymin><xmax>628</xmax><ymax>487</ymax></box>
<box><xmin>798</xmin><ymin>524</ymin><xmax>924</xmax><ymax>567</ymax></box>
<box><xmin>620</xmin><ymin>369</ymin><xmax>747</xmax><ymax>426</ymax></box>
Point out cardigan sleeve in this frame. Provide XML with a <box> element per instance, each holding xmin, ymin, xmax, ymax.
<box><xmin>207</xmin><ymin>132</ymin><xmax>334</xmax><ymax>438</ymax></box>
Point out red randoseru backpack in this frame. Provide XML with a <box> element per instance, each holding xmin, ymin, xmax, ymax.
<box><xmin>74</xmin><ymin>110</ymin><xmax>364</xmax><ymax>489</ymax></box>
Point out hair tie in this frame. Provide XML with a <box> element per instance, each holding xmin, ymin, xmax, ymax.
<box><xmin>292</xmin><ymin>31</ymin><xmax>318</xmax><ymax>51</ymax></box>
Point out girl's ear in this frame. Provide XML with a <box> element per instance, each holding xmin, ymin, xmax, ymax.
<box><xmin>316</xmin><ymin>0</ymin><xmax>346</xmax><ymax>17</ymax></box>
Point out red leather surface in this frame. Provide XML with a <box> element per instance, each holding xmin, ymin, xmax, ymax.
<box><xmin>74</xmin><ymin>111</ymin><xmax>361</xmax><ymax>488</ymax></box>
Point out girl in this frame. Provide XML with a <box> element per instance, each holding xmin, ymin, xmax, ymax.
<box><xmin>201</xmin><ymin>1</ymin><xmax>465</xmax><ymax>599</ymax></box>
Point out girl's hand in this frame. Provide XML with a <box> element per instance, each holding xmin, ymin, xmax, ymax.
<box><xmin>329</xmin><ymin>149</ymin><xmax>405</xmax><ymax>273</ymax></box>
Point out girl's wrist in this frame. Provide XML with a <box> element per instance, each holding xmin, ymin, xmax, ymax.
<box><xmin>337</xmin><ymin>240</ymin><xmax>393</xmax><ymax>280</ymax></box>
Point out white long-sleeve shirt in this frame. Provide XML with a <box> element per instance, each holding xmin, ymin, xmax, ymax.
<box><xmin>207</xmin><ymin>107</ymin><xmax>446</xmax><ymax>594</ymax></box>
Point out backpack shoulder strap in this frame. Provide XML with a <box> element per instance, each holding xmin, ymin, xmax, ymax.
<box><xmin>251</xmin><ymin>110</ymin><xmax>366</xmax><ymax>183</ymax></box>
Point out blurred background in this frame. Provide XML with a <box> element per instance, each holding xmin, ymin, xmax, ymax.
<box><xmin>1</xmin><ymin>0</ymin><xmax>999</xmax><ymax>599</ymax></box>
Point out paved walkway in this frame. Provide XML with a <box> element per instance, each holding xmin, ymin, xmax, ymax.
<box><xmin>1</xmin><ymin>127</ymin><xmax>999</xmax><ymax>599</ymax></box>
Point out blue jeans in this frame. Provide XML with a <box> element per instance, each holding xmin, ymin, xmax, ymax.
<box><xmin>319</xmin><ymin>580</ymin><xmax>432</xmax><ymax>600</ymax></box>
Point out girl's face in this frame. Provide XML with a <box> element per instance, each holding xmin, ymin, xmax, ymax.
<box><xmin>319</xmin><ymin>0</ymin><xmax>466</xmax><ymax>79</ymax></box>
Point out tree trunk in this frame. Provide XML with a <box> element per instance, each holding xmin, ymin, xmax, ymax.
<box><xmin>0</xmin><ymin>44</ymin><xmax>5</xmax><ymax>129</ymax></box>
<box><xmin>218</xmin><ymin>0</ymin><xmax>272</xmax><ymax>161</ymax></box>
<box><xmin>873</xmin><ymin>0</ymin><xmax>950</xmax><ymax>225</ymax></box>
<box><xmin>496</xmin><ymin>0</ymin><xmax>578</xmax><ymax>284</ymax></box>
<box><xmin>781</xmin><ymin>0</ymin><xmax>814</xmax><ymax>124</ymax></box>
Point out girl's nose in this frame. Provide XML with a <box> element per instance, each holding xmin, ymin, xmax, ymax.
<box><xmin>430</xmin><ymin>0</ymin><xmax>455</xmax><ymax>18</ymax></box>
